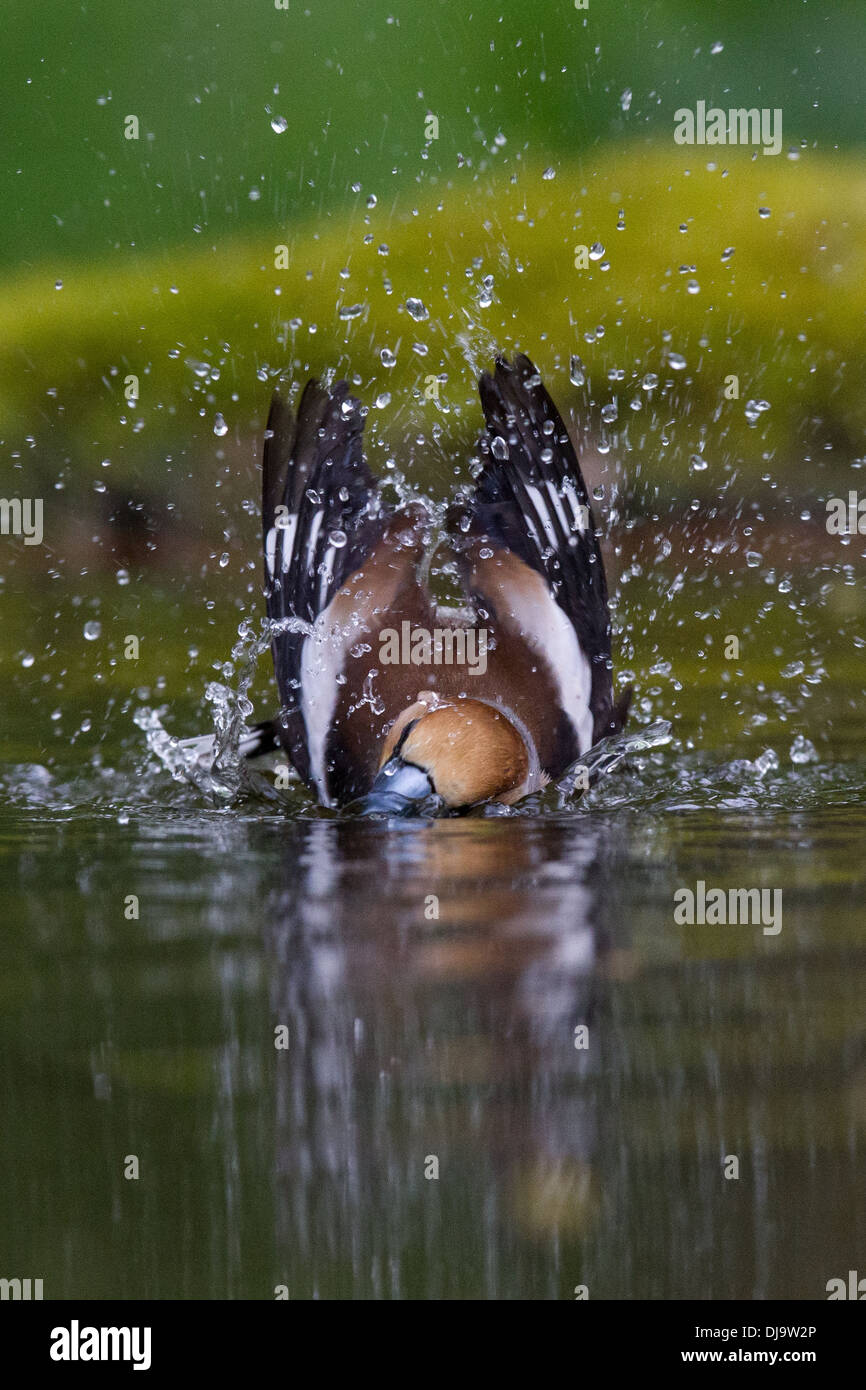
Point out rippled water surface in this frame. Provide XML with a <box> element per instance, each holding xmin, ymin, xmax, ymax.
<box><xmin>2</xmin><ymin>638</ymin><xmax>864</xmax><ymax>1297</ymax></box>
<box><xmin>5</xmin><ymin>0</ymin><xmax>866</xmax><ymax>1308</ymax></box>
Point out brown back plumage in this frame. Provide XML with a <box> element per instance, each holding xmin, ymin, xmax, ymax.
<box><xmin>261</xmin><ymin>354</ymin><xmax>627</xmax><ymax>810</ymax></box>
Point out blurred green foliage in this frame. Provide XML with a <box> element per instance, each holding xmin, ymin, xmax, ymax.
<box><xmin>2</xmin><ymin>0</ymin><xmax>864</xmax><ymax>541</ymax></box>
<box><xmin>2</xmin><ymin>148</ymin><xmax>864</xmax><ymax>538</ymax></box>
<box><xmin>3</xmin><ymin>0</ymin><xmax>864</xmax><ymax>270</ymax></box>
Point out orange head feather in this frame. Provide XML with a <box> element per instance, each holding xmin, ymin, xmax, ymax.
<box><xmin>390</xmin><ymin>699</ymin><xmax>530</xmax><ymax>809</ymax></box>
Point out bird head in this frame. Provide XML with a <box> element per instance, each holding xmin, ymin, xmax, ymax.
<box><xmin>360</xmin><ymin>697</ymin><xmax>530</xmax><ymax>814</ymax></box>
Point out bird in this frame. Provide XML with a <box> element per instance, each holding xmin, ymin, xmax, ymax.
<box><xmin>255</xmin><ymin>352</ymin><xmax>630</xmax><ymax>814</ymax></box>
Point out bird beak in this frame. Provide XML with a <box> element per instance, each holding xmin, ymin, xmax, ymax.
<box><xmin>355</xmin><ymin>757</ymin><xmax>439</xmax><ymax>816</ymax></box>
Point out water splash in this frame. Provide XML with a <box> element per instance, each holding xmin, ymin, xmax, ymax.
<box><xmin>135</xmin><ymin>615</ymin><xmax>311</xmax><ymax>801</ymax></box>
<box><xmin>546</xmin><ymin>719</ymin><xmax>673</xmax><ymax>810</ymax></box>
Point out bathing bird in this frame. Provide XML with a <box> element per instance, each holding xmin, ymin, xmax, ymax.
<box><xmin>256</xmin><ymin>352</ymin><xmax>629</xmax><ymax>813</ymax></box>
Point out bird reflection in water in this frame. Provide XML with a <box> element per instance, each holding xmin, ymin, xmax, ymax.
<box><xmin>263</xmin><ymin>815</ymin><xmax>635</xmax><ymax>1299</ymax></box>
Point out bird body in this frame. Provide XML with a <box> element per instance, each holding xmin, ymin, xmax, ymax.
<box><xmin>260</xmin><ymin>353</ymin><xmax>629</xmax><ymax>813</ymax></box>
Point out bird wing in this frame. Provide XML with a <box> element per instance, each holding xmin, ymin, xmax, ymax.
<box><xmin>262</xmin><ymin>377</ymin><xmax>428</xmax><ymax>803</ymax></box>
<box><xmin>449</xmin><ymin>353</ymin><xmax>629</xmax><ymax>771</ymax></box>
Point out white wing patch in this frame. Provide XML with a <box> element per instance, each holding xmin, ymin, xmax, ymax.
<box><xmin>523</xmin><ymin>477</ymin><xmax>589</xmax><ymax>553</ymax></box>
<box><xmin>299</xmin><ymin>594</ymin><xmax>373</xmax><ymax>806</ymax></box>
<box><xmin>479</xmin><ymin>556</ymin><xmax>594</xmax><ymax>754</ymax></box>
<box><xmin>523</xmin><ymin>483</ymin><xmax>559</xmax><ymax>553</ymax></box>
<box><xmin>265</xmin><ymin>514</ymin><xmax>299</xmax><ymax>580</ymax></box>
<box><xmin>300</xmin><ymin>615</ymin><xmax>345</xmax><ymax>807</ymax></box>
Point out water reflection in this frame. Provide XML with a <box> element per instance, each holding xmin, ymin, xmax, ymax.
<box><xmin>1</xmin><ymin>804</ymin><xmax>864</xmax><ymax>1299</ymax></box>
<box><xmin>264</xmin><ymin>818</ymin><xmax>614</xmax><ymax>1298</ymax></box>
<box><xmin>253</xmin><ymin>810</ymin><xmax>864</xmax><ymax>1299</ymax></box>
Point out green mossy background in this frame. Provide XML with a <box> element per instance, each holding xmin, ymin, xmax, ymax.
<box><xmin>2</xmin><ymin>0</ymin><xmax>865</xmax><ymax>552</ymax></box>
<box><xmin>1</xmin><ymin>0</ymin><xmax>864</xmax><ymax>759</ymax></box>
<box><xmin>4</xmin><ymin>149</ymin><xmax>866</xmax><ymax>528</ymax></box>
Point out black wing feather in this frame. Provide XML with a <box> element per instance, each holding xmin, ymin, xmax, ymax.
<box><xmin>453</xmin><ymin>352</ymin><xmax>628</xmax><ymax>741</ymax></box>
<box><xmin>261</xmin><ymin>377</ymin><xmax>389</xmax><ymax>787</ymax></box>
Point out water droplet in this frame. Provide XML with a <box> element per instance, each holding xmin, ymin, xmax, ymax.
<box><xmin>329</xmin><ymin>529</ymin><xmax>348</xmax><ymax>548</ymax></box>
<box><xmin>790</xmin><ymin>735</ymin><xmax>818</xmax><ymax>765</ymax></box>
<box><xmin>21</xmin><ymin>653</ymin><xmax>34</xmax><ymax>668</ymax></box>
<box><xmin>491</xmin><ymin>436</ymin><xmax>509</xmax><ymax>461</ymax></box>
<box><xmin>213</xmin><ymin>413</ymin><xmax>228</xmax><ymax>436</ymax></box>
<box><xmin>83</xmin><ymin>621</ymin><xmax>101</xmax><ymax>641</ymax></box>
<box><xmin>601</xmin><ymin>403</ymin><xmax>618</xmax><ymax>424</ymax></box>
<box><xmin>569</xmin><ymin>355</ymin><xmax>586</xmax><ymax>387</ymax></box>
<box><xmin>710</xmin><ymin>40</ymin><xmax>724</xmax><ymax>54</ymax></box>
<box><xmin>752</xmin><ymin>748</ymin><xmax>779</xmax><ymax>779</ymax></box>
<box><xmin>745</xmin><ymin>550</ymin><xmax>762</xmax><ymax>568</ymax></box>
<box><xmin>686</xmin><ymin>279</ymin><xmax>700</xmax><ymax>295</ymax></box>
<box><xmin>374</xmin><ymin>392</ymin><xmax>391</xmax><ymax>409</ymax></box>
<box><xmin>54</xmin><ymin>279</ymin><xmax>63</xmax><ymax>290</ymax></box>
<box><xmin>620</xmin><ymin>88</ymin><xmax>632</xmax><ymax>112</ymax></box>
<box><xmin>758</xmin><ymin>206</ymin><xmax>771</xmax><ymax>219</ymax></box>
<box><xmin>366</xmin><ymin>193</ymin><xmax>377</xmax><ymax>209</ymax></box>
<box><xmin>405</xmin><ymin>297</ymin><xmax>429</xmax><ymax>321</ymax></box>
<box><xmin>339</xmin><ymin>303</ymin><xmax>365</xmax><ymax>320</ymax></box>
<box><xmin>667</xmin><ymin>352</ymin><xmax>687</xmax><ymax>370</ymax></box>
<box><xmin>721</xmin><ymin>246</ymin><xmax>735</xmax><ymax>262</ymax></box>
<box><xmin>744</xmin><ymin>398</ymin><xmax>771</xmax><ymax>425</ymax></box>
<box><xmin>589</xmin><ymin>242</ymin><xmax>605</xmax><ymax>261</ymax></box>
<box><xmin>689</xmin><ymin>454</ymin><xmax>708</xmax><ymax>472</ymax></box>
<box><xmin>116</xmin><ymin>569</ymin><xmax>130</xmax><ymax>586</ymax></box>
<box><xmin>380</xmin><ymin>347</ymin><xmax>397</xmax><ymax>368</ymax></box>
<box><xmin>270</xmin><ymin>116</ymin><xmax>288</xmax><ymax>134</ymax></box>
<box><xmin>542</xmin><ymin>166</ymin><xmax>556</xmax><ymax>180</ymax></box>
<box><xmin>642</xmin><ymin>372</ymin><xmax>659</xmax><ymax>390</ymax></box>
<box><xmin>219</xmin><ymin>552</ymin><xmax>229</xmax><ymax>568</ymax></box>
